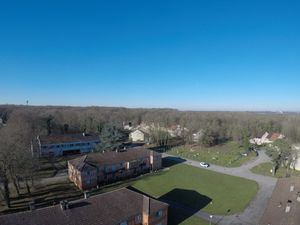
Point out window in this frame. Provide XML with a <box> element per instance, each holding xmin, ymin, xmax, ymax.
<box><xmin>156</xmin><ymin>223</ymin><xmax>162</xmax><ymax>225</ymax></box>
<box><xmin>155</xmin><ymin>210</ymin><xmax>162</xmax><ymax>217</ymax></box>
<box><xmin>120</xmin><ymin>222</ymin><xmax>127</xmax><ymax>225</ymax></box>
<box><xmin>86</xmin><ymin>180</ymin><xmax>91</xmax><ymax>185</ymax></box>
<box><xmin>135</xmin><ymin>214</ymin><xmax>141</xmax><ymax>223</ymax></box>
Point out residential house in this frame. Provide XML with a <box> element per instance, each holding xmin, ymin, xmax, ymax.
<box><xmin>250</xmin><ymin>132</ymin><xmax>284</xmax><ymax>146</ymax></box>
<box><xmin>167</xmin><ymin>125</ymin><xmax>189</xmax><ymax>138</ymax></box>
<box><xmin>130</xmin><ymin>129</ymin><xmax>150</xmax><ymax>143</ymax></box>
<box><xmin>123</xmin><ymin>122</ymin><xmax>134</xmax><ymax>131</ymax></box>
<box><xmin>35</xmin><ymin>133</ymin><xmax>100</xmax><ymax>157</ymax></box>
<box><xmin>291</xmin><ymin>144</ymin><xmax>300</xmax><ymax>171</ymax></box>
<box><xmin>259</xmin><ymin>177</ymin><xmax>300</xmax><ymax>225</ymax></box>
<box><xmin>68</xmin><ymin>148</ymin><xmax>162</xmax><ymax>190</ymax></box>
<box><xmin>0</xmin><ymin>188</ymin><xmax>168</xmax><ymax>225</ymax></box>
<box><xmin>192</xmin><ymin>130</ymin><xmax>204</xmax><ymax>143</ymax></box>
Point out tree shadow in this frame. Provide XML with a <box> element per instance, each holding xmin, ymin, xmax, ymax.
<box><xmin>127</xmin><ymin>186</ymin><xmax>212</xmax><ymax>225</ymax></box>
<box><xmin>162</xmin><ymin>156</ymin><xmax>186</xmax><ymax>168</ymax></box>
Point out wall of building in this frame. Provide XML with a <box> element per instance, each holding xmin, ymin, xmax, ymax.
<box><xmin>39</xmin><ymin>139</ymin><xmax>99</xmax><ymax>157</ymax></box>
<box><xmin>130</xmin><ymin>130</ymin><xmax>145</xmax><ymax>142</ymax></box>
<box><xmin>149</xmin><ymin>207</ymin><xmax>168</xmax><ymax>225</ymax></box>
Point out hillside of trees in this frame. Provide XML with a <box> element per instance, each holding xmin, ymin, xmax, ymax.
<box><xmin>1</xmin><ymin>104</ymin><xmax>300</xmax><ymax>208</ymax></box>
<box><xmin>1</xmin><ymin>105</ymin><xmax>300</xmax><ymax>144</ymax></box>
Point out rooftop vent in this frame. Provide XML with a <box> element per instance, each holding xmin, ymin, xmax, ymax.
<box><xmin>290</xmin><ymin>185</ymin><xmax>295</xmax><ymax>192</ymax></box>
<box><xmin>297</xmin><ymin>192</ymin><xmax>300</xmax><ymax>202</ymax></box>
<box><xmin>84</xmin><ymin>191</ymin><xmax>90</xmax><ymax>199</ymax></box>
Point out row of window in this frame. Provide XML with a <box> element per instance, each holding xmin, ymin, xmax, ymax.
<box><xmin>119</xmin><ymin>211</ymin><xmax>163</xmax><ymax>225</ymax></box>
<box><xmin>42</xmin><ymin>142</ymin><xmax>95</xmax><ymax>149</ymax></box>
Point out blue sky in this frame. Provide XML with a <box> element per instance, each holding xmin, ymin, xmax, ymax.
<box><xmin>1</xmin><ymin>0</ymin><xmax>300</xmax><ymax>111</ymax></box>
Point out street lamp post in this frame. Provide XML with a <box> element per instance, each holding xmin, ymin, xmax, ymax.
<box><xmin>209</xmin><ymin>215</ymin><xmax>213</xmax><ymax>225</ymax></box>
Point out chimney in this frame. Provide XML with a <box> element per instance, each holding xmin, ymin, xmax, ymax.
<box><xmin>84</xmin><ymin>191</ymin><xmax>89</xmax><ymax>199</ymax></box>
<box><xmin>142</xmin><ymin>196</ymin><xmax>150</xmax><ymax>225</ymax></box>
<box><xmin>60</xmin><ymin>200</ymin><xmax>69</xmax><ymax>210</ymax></box>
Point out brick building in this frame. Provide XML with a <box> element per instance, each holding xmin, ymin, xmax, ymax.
<box><xmin>68</xmin><ymin>148</ymin><xmax>162</xmax><ymax>190</ymax></box>
<box><xmin>0</xmin><ymin>188</ymin><xmax>168</xmax><ymax>225</ymax></box>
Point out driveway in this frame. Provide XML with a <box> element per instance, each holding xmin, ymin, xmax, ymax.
<box><xmin>162</xmin><ymin>151</ymin><xmax>277</xmax><ymax>225</ymax></box>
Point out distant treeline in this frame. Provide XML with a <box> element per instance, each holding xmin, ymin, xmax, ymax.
<box><xmin>1</xmin><ymin>105</ymin><xmax>300</xmax><ymax>144</ymax></box>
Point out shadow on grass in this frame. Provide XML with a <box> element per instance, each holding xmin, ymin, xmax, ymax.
<box><xmin>162</xmin><ymin>156</ymin><xmax>186</xmax><ymax>168</ymax></box>
<box><xmin>128</xmin><ymin>186</ymin><xmax>212</xmax><ymax>225</ymax></box>
<box><xmin>1</xmin><ymin>181</ymin><xmax>83</xmax><ymax>215</ymax></box>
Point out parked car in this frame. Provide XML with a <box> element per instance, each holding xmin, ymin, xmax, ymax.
<box><xmin>199</xmin><ymin>162</ymin><xmax>209</xmax><ymax>168</ymax></box>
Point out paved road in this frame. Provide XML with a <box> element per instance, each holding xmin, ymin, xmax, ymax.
<box><xmin>163</xmin><ymin>151</ymin><xmax>277</xmax><ymax>225</ymax></box>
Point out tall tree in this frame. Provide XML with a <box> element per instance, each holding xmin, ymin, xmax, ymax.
<box><xmin>266</xmin><ymin>139</ymin><xmax>295</xmax><ymax>176</ymax></box>
<box><xmin>96</xmin><ymin>124</ymin><xmax>128</xmax><ymax>152</ymax></box>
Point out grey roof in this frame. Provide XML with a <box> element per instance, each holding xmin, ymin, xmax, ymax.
<box><xmin>39</xmin><ymin>133</ymin><xmax>99</xmax><ymax>145</ymax></box>
<box><xmin>0</xmin><ymin>188</ymin><xmax>168</xmax><ymax>225</ymax></box>
<box><xmin>260</xmin><ymin>177</ymin><xmax>300</xmax><ymax>225</ymax></box>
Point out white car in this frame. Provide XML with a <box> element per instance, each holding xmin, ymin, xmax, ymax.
<box><xmin>199</xmin><ymin>162</ymin><xmax>210</xmax><ymax>168</ymax></box>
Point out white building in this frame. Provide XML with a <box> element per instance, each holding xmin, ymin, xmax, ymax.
<box><xmin>192</xmin><ymin>130</ymin><xmax>204</xmax><ymax>143</ymax></box>
<box><xmin>129</xmin><ymin>129</ymin><xmax>150</xmax><ymax>143</ymax></box>
<box><xmin>291</xmin><ymin>144</ymin><xmax>300</xmax><ymax>171</ymax></box>
<box><xmin>250</xmin><ymin>132</ymin><xmax>285</xmax><ymax>146</ymax></box>
<box><xmin>35</xmin><ymin>133</ymin><xmax>100</xmax><ymax>157</ymax></box>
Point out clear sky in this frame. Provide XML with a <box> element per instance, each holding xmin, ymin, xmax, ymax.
<box><xmin>1</xmin><ymin>0</ymin><xmax>300</xmax><ymax>111</ymax></box>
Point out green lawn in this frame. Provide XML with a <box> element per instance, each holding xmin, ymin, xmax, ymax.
<box><xmin>167</xmin><ymin>141</ymin><xmax>256</xmax><ymax>167</ymax></box>
<box><xmin>1</xmin><ymin>157</ymin><xmax>257</xmax><ymax>225</ymax></box>
<box><xmin>251</xmin><ymin>162</ymin><xmax>300</xmax><ymax>178</ymax></box>
<box><xmin>169</xmin><ymin>207</ymin><xmax>210</xmax><ymax>225</ymax></box>
<box><xmin>132</xmin><ymin>159</ymin><xmax>258</xmax><ymax>215</ymax></box>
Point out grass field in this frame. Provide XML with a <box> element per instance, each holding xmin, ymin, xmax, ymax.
<box><xmin>1</xmin><ymin>158</ymin><xmax>257</xmax><ymax>224</ymax></box>
<box><xmin>251</xmin><ymin>162</ymin><xmax>300</xmax><ymax>178</ymax></box>
<box><xmin>167</xmin><ymin>141</ymin><xmax>256</xmax><ymax>167</ymax></box>
<box><xmin>132</xmin><ymin>159</ymin><xmax>258</xmax><ymax>215</ymax></box>
<box><xmin>169</xmin><ymin>207</ymin><xmax>210</xmax><ymax>225</ymax></box>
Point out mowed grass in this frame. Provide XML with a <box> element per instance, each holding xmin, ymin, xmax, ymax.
<box><xmin>169</xmin><ymin>207</ymin><xmax>210</xmax><ymax>225</ymax></box>
<box><xmin>132</xmin><ymin>159</ymin><xmax>258</xmax><ymax>215</ymax></box>
<box><xmin>251</xmin><ymin>162</ymin><xmax>300</xmax><ymax>178</ymax></box>
<box><xmin>167</xmin><ymin>141</ymin><xmax>256</xmax><ymax>167</ymax></box>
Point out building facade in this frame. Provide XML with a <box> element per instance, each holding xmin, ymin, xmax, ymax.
<box><xmin>68</xmin><ymin>148</ymin><xmax>162</xmax><ymax>190</ymax></box>
<box><xmin>130</xmin><ymin>129</ymin><xmax>150</xmax><ymax>142</ymax></box>
<box><xmin>35</xmin><ymin>133</ymin><xmax>100</xmax><ymax>157</ymax></box>
<box><xmin>0</xmin><ymin>188</ymin><xmax>168</xmax><ymax>225</ymax></box>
